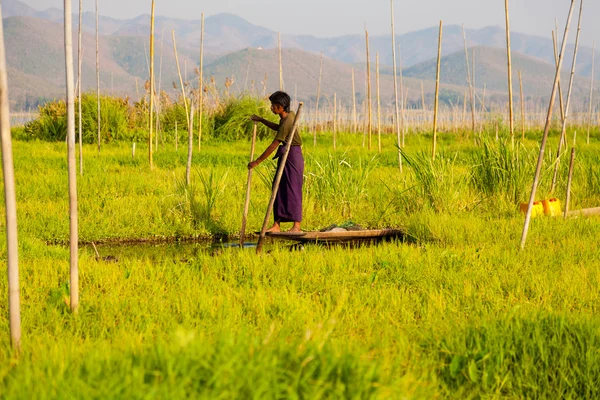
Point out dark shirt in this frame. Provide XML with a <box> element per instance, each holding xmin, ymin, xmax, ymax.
<box><xmin>274</xmin><ymin>111</ymin><xmax>302</xmax><ymax>146</ymax></box>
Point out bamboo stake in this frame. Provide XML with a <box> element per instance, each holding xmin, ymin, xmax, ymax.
<box><xmin>587</xmin><ymin>41</ymin><xmax>595</xmax><ymax>144</ymax></box>
<box><xmin>77</xmin><ymin>0</ymin><xmax>83</xmax><ymax>175</ymax></box>
<box><xmin>198</xmin><ymin>13</ymin><xmax>204</xmax><ymax>152</ymax></box>
<box><xmin>173</xmin><ymin>31</ymin><xmax>191</xmax><ymax>184</ymax></box>
<box><xmin>505</xmin><ymin>0</ymin><xmax>515</xmax><ymax>148</ymax></box>
<box><xmin>520</xmin><ymin>0</ymin><xmax>576</xmax><ymax>249</ymax></box>
<box><xmin>398</xmin><ymin>43</ymin><xmax>406</xmax><ymax>147</ymax></box>
<box><xmin>432</xmin><ymin>21</ymin><xmax>443</xmax><ymax>160</ymax></box>
<box><xmin>156</xmin><ymin>29</ymin><xmax>164</xmax><ymax>149</ymax></box>
<box><xmin>564</xmin><ymin>147</ymin><xmax>575</xmax><ymax>219</ymax></box>
<box><xmin>365</xmin><ymin>29</ymin><xmax>372</xmax><ymax>150</ymax></box>
<box><xmin>240</xmin><ymin>123</ymin><xmax>257</xmax><ymax>247</ymax></box>
<box><xmin>333</xmin><ymin>93</ymin><xmax>337</xmax><ymax>150</ymax></box>
<box><xmin>148</xmin><ymin>0</ymin><xmax>155</xmax><ymax>169</ymax></box>
<box><xmin>0</xmin><ymin>5</ymin><xmax>21</xmax><ymax>349</ymax></box>
<box><xmin>314</xmin><ymin>52</ymin><xmax>323</xmax><ymax>146</ymax></box>
<box><xmin>552</xmin><ymin>31</ymin><xmax>566</xmax><ymax>125</ymax></box>
<box><xmin>95</xmin><ymin>0</ymin><xmax>100</xmax><ymax>155</ymax></box>
<box><xmin>376</xmin><ymin>53</ymin><xmax>381</xmax><ymax>153</ymax></box>
<box><xmin>519</xmin><ymin>71</ymin><xmax>525</xmax><ymax>140</ymax></box>
<box><xmin>351</xmin><ymin>68</ymin><xmax>357</xmax><ymax>133</ymax></box>
<box><xmin>390</xmin><ymin>0</ymin><xmax>402</xmax><ymax>171</ymax></box>
<box><xmin>64</xmin><ymin>0</ymin><xmax>79</xmax><ymax>313</ymax></box>
<box><xmin>256</xmin><ymin>103</ymin><xmax>304</xmax><ymax>254</ymax></box>
<box><xmin>186</xmin><ymin>103</ymin><xmax>194</xmax><ymax>187</ymax></box>
<box><xmin>551</xmin><ymin>0</ymin><xmax>584</xmax><ymax>193</ymax></box>
<box><xmin>462</xmin><ymin>25</ymin><xmax>476</xmax><ymax>140</ymax></box>
<box><xmin>278</xmin><ymin>32</ymin><xmax>283</xmax><ymax>91</ymax></box>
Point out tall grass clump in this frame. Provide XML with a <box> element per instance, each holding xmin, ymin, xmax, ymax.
<box><xmin>175</xmin><ymin>168</ymin><xmax>229</xmax><ymax>233</ymax></box>
<box><xmin>401</xmin><ymin>150</ymin><xmax>464</xmax><ymax>213</ymax></box>
<box><xmin>212</xmin><ymin>96</ymin><xmax>272</xmax><ymax>141</ymax></box>
<box><xmin>305</xmin><ymin>152</ymin><xmax>378</xmax><ymax>218</ymax></box>
<box><xmin>469</xmin><ymin>137</ymin><xmax>535</xmax><ymax>204</ymax></box>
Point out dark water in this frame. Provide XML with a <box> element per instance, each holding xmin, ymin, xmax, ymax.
<box><xmin>89</xmin><ymin>239</ymin><xmax>262</xmax><ymax>263</ymax></box>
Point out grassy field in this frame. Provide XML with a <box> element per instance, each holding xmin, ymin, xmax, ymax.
<box><xmin>0</xmin><ymin>127</ymin><xmax>599</xmax><ymax>398</ymax></box>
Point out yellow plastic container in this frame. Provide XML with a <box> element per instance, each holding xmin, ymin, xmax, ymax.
<box><xmin>542</xmin><ymin>198</ymin><xmax>562</xmax><ymax>216</ymax></box>
<box><xmin>520</xmin><ymin>201</ymin><xmax>544</xmax><ymax>217</ymax></box>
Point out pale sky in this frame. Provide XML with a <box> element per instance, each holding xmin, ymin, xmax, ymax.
<box><xmin>22</xmin><ymin>0</ymin><xmax>599</xmax><ymax>45</ymax></box>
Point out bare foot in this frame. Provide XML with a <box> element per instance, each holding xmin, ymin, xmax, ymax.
<box><xmin>265</xmin><ymin>224</ymin><xmax>281</xmax><ymax>233</ymax></box>
<box><xmin>287</xmin><ymin>227</ymin><xmax>303</xmax><ymax>233</ymax></box>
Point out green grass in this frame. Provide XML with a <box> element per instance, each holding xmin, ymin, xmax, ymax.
<box><xmin>0</xmin><ymin>128</ymin><xmax>599</xmax><ymax>398</ymax></box>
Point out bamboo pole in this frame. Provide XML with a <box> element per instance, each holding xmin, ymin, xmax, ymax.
<box><xmin>398</xmin><ymin>43</ymin><xmax>406</xmax><ymax>147</ymax></box>
<box><xmin>365</xmin><ymin>29</ymin><xmax>372</xmax><ymax>150</ymax></box>
<box><xmin>278</xmin><ymin>32</ymin><xmax>283</xmax><ymax>91</ymax></box>
<box><xmin>462</xmin><ymin>25</ymin><xmax>476</xmax><ymax>139</ymax></box>
<box><xmin>376</xmin><ymin>53</ymin><xmax>381</xmax><ymax>153</ymax></box>
<box><xmin>520</xmin><ymin>0</ymin><xmax>576</xmax><ymax>250</ymax></box>
<box><xmin>564</xmin><ymin>148</ymin><xmax>575</xmax><ymax>219</ymax></box>
<box><xmin>314</xmin><ymin>52</ymin><xmax>323</xmax><ymax>146</ymax></box>
<box><xmin>0</xmin><ymin>5</ymin><xmax>21</xmax><ymax>349</ymax></box>
<box><xmin>519</xmin><ymin>71</ymin><xmax>525</xmax><ymax>140</ymax></box>
<box><xmin>351</xmin><ymin>68</ymin><xmax>357</xmax><ymax>133</ymax></box>
<box><xmin>156</xmin><ymin>29</ymin><xmax>164</xmax><ymax>149</ymax></box>
<box><xmin>333</xmin><ymin>93</ymin><xmax>337</xmax><ymax>151</ymax></box>
<box><xmin>256</xmin><ymin>103</ymin><xmax>304</xmax><ymax>254</ymax></box>
<box><xmin>390</xmin><ymin>0</ymin><xmax>402</xmax><ymax>171</ymax></box>
<box><xmin>432</xmin><ymin>21</ymin><xmax>443</xmax><ymax>160</ymax></box>
<box><xmin>587</xmin><ymin>41</ymin><xmax>595</xmax><ymax>144</ymax></box>
<box><xmin>240</xmin><ymin>123</ymin><xmax>257</xmax><ymax>247</ymax></box>
<box><xmin>148</xmin><ymin>0</ymin><xmax>155</xmax><ymax>169</ymax></box>
<box><xmin>505</xmin><ymin>0</ymin><xmax>515</xmax><ymax>148</ymax></box>
<box><xmin>551</xmin><ymin>0</ymin><xmax>584</xmax><ymax>193</ymax></box>
<box><xmin>186</xmin><ymin>103</ymin><xmax>194</xmax><ymax>187</ymax></box>
<box><xmin>77</xmin><ymin>0</ymin><xmax>83</xmax><ymax>176</ymax></box>
<box><xmin>173</xmin><ymin>31</ymin><xmax>191</xmax><ymax>183</ymax></box>
<box><xmin>64</xmin><ymin>0</ymin><xmax>79</xmax><ymax>313</ymax></box>
<box><xmin>198</xmin><ymin>13</ymin><xmax>204</xmax><ymax>152</ymax></box>
<box><xmin>95</xmin><ymin>0</ymin><xmax>100</xmax><ymax>155</ymax></box>
<box><xmin>552</xmin><ymin>31</ymin><xmax>566</xmax><ymax>125</ymax></box>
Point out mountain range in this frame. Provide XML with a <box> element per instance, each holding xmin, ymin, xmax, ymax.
<box><xmin>3</xmin><ymin>0</ymin><xmax>599</xmax><ymax>111</ymax></box>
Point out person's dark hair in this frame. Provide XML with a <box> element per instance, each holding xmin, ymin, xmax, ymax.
<box><xmin>269</xmin><ymin>91</ymin><xmax>291</xmax><ymax>112</ymax></box>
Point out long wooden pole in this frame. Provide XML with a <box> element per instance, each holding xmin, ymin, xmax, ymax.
<box><xmin>365</xmin><ymin>29</ymin><xmax>372</xmax><ymax>150</ymax></box>
<box><xmin>77</xmin><ymin>0</ymin><xmax>83</xmax><ymax>175</ymax></box>
<box><xmin>0</xmin><ymin>5</ymin><xmax>21</xmax><ymax>349</ymax></box>
<box><xmin>551</xmin><ymin>0</ymin><xmax>584</xmax><ymax>193</ymax></box>
<box><xmin>95</xmin><ymin>0</ymin><xmax>100</xmax><ymax>155</ymax></box>
<box><xmin>587</xmin><ymin>41</ymin><xmax>595</xmax><ymax>144</ymax></box>
<box><xmin>64</xmin><ymin>0</ymin><xmax>79</xmax><ymax>313</ymax></box>
<box><xmin>520</xmin><ymin>0</ymin><xmax>576</xmax><ymax>249</ymax></box>
<box><xmin>240</xmin><ymin>123</ymin><xmax>258</xmax><ymax>247</ymax></box>
<box><xmin>505</xmin><ymin>0</ymin><xmax>515</xmax><ymax>148</ymax></box>
<box><xmin>148</xmin><ymin>0</ymin><xmax>155</xmax><ymax>169</ymax></box>
<box><xmin>256</xmin><ymin>103</ymin><xmax>304</xmax><ymax>254</ymax></box>
<box><xmin>564</xmin><ymin>148</ymin><xmax>575</xmax><ymax>219</ymax></box>
<box><xmin>552</xmin><ymin>31</ymin><xmax>566</xmax><ymax>125</ymax></box>
<box><xmin>198</xmin><ymin>13</ymin><xmax>204</xmax><ymax>152</ymax></box>
<box><xmin>432</xmin><ymin>21</ymin><xmax>443</xmax><ymax>160</ymax></box>
<box><xmin>187</xmin><ymin>103</ymin><xmax>194</xmax><ymax>187</ymax></box>
<box><xmin>333</xmin><ymin>92</ymin><xmax>337</xmax><ymax>151</ymax></box>
<box><xmin>390</xmin><ymin>0</ymin><xmax>402</xmax><ymax>171</ymax></box>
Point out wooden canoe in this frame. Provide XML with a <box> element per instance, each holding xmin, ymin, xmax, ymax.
<box><xmin>266</xmin><ymin>229</ymin><xmax>404</xmax><ymax>243</ymax></box>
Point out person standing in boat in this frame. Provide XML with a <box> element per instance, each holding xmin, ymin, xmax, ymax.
<box><xmin>248</xmin><ymin>91</ymin><xmax>304</xmax><ymax>233</ymax></box>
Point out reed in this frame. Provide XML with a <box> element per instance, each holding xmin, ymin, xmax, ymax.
<box><xmin>148</xmin><ymin>0</ymin><xmax>155</xmax><ymax>169</ymax></box>
<box><xmin>519</xmin><ymin>71</ymin><xmax>525</xmax><ymax>140</ymax></box>
<box><xmin>376</xmin><ymin>53</ymin><xmax>381</xmax><ymax>153</ymax></box>
<box><xmin>198</xmin><ymin>13</ymin><xmax>204</xmax><ymax>152</ymax></box>
<box><xmin>365</xmin><ymin>29</ymin><xmax>372</xmax><ymax>150</ymax></box>
<box><xmin>587</xmin><ymin>41</ymin><xmax>595</xmax><ymax>144</ymax></box>
<box><xmin>77</xmin><ymin>0</ymin><xmax>83</xmax><ymax>175</ymax></box>
<box><xmin>505</xmin><ymin>0</ymin><xmax>515</xmax><ymax>148</ymax></box>
<box><xmin>462</xmin><ymin>25</ymin><xmax>476</xmax><ymax>138</ymax></box>
<box><xmin>95</xmin><ymin>0</ymin><xmax>100</xmax><ymax>155</ymax></box>
<box><xmin>314</xmin><ymin>52</ymin><xmax>323</xmax><ymax>146</ymax></box>
<box><xmin>390</xmin><ymin>0</ymin><xmax>402</xmax><ymax>171</ymax></box>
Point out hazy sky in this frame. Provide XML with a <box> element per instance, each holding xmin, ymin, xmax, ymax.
<box><xmin>23</xmin><ymin>0</ymin><xmax>599</xmax><ymax>45</ymax></box>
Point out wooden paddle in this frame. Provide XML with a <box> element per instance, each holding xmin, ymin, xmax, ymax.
<box><xmin>240</xmin><ymin>122</ymin><xmax>257</xmax><ymax>247</ymax></box>
<box><xmin>256</xmin><ymin>103</ymin><xmax>304</xmax><ymax>254</ymax></box>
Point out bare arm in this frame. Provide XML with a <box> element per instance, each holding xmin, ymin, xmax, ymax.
<box><xmin>251</xmin><ymin>114</ymin><xmax>279</xmax><ymax>131</ymax></box>
<box><xmin>248</xmin><ymin>139</ymin><xmax>280</xmax><ymax>169</ymax></box>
